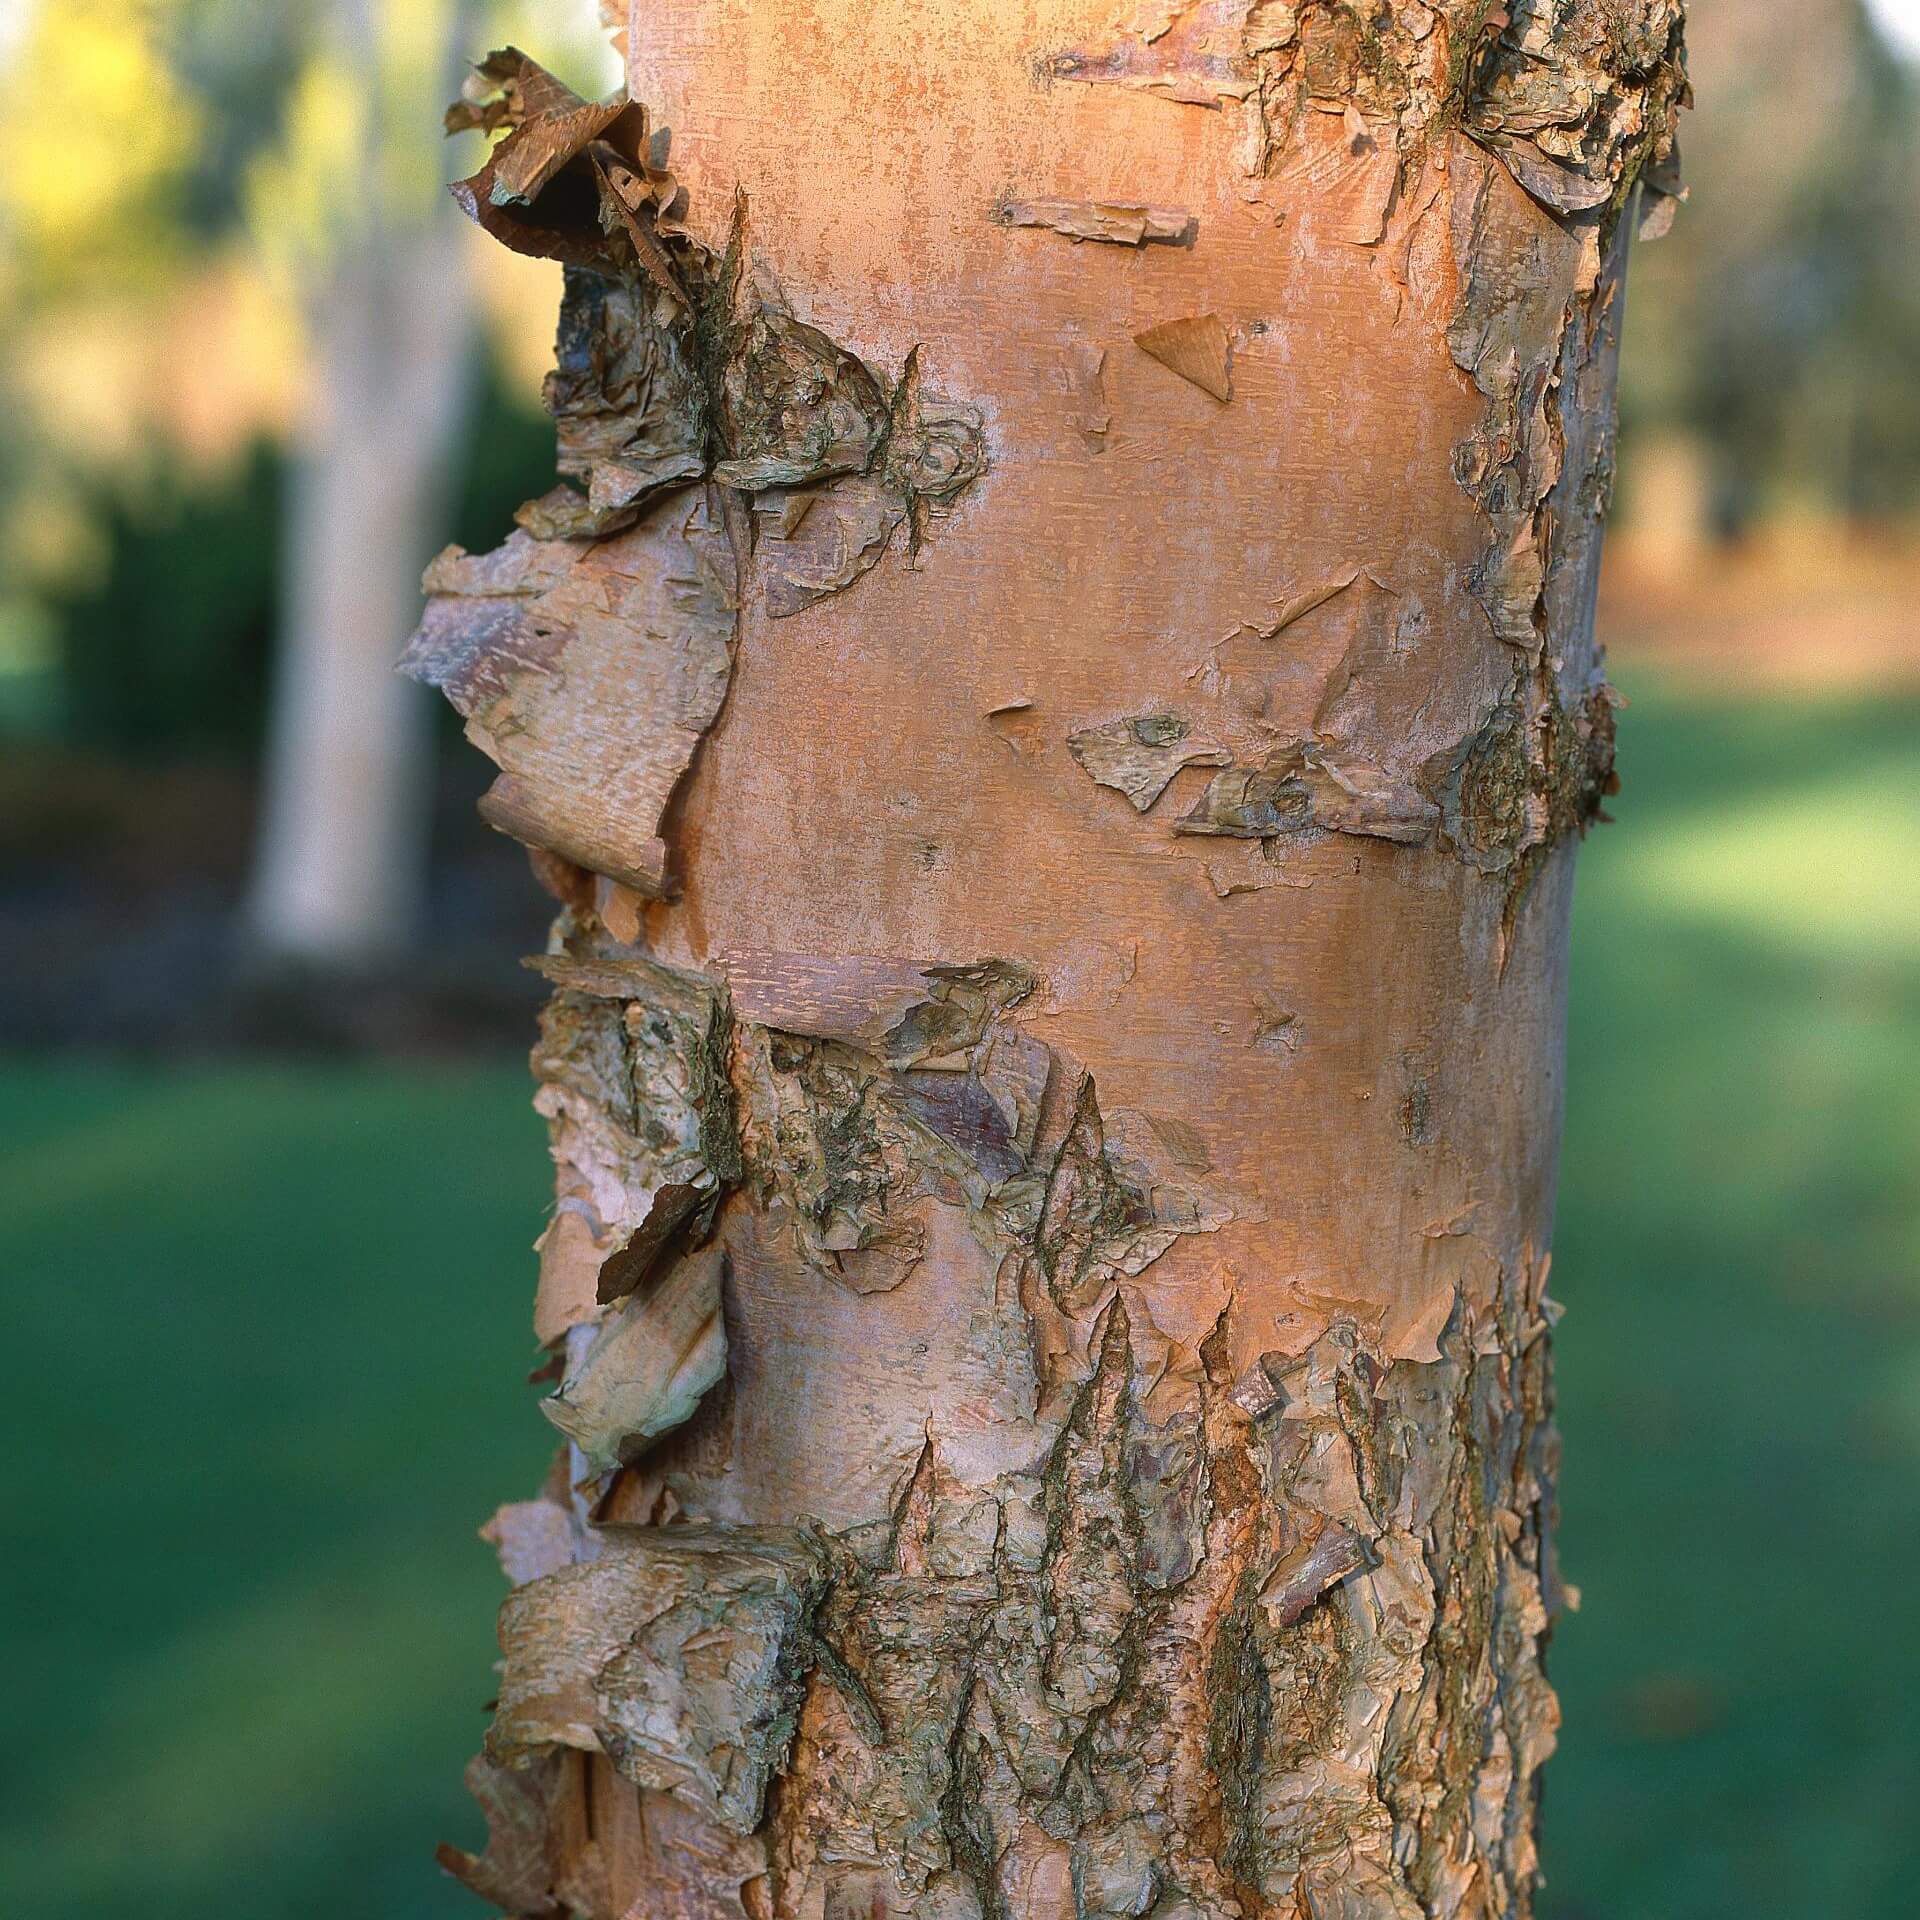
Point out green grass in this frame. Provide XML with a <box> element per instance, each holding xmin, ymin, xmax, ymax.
<box><xmin>1545</xmin><ymin>674</ymin><xmax>1920</xmax><ymax>1919</ymax></box>
<box><xmin>0</xmin><ymin>1062</ymin><xmax>555</xmax><ymax>1918</ymax></box>
<box><xmin>1</xmin><ymin>676</ymin><xmax>1915</xmax><ymax>1917</ymax></box>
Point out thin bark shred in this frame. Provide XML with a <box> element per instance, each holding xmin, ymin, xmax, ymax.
<box><xmin>422</xmin><ymin>9</ymin><xmax>1685</xmax><ymax>1917</ymax></box>
<box><xmin>993</xmin><ymin>195</ymin><xmax>1200</xmax><ymax>248</ymax></box>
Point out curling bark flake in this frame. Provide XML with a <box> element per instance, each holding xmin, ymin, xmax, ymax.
<box><xmin>414</xmin><ymin>5</ymin><xmax>1687</xmax><ymax>1917</ymax></box>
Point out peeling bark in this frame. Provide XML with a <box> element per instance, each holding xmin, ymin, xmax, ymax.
<box><xmin>423</xmin><ymin>7</ymin><xmax>1685</xmax><ymax>1917</ymax></box>
<box><xmin>1134</xmin><ymin>314</ymin><xmax>1236</xmax><ymax>402</ymax></box>
<box><xmin>994</xmin><ymin>195</ymin><xmax>1200</xmax><ymax>248</ymax></box>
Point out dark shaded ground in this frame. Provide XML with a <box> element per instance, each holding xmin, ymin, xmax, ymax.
<box><xmin>0</xmin><ymin>746</ymin><xmax>551</xmax><ymax>1054</ymax></box>
<box><xmin>1</xmin><ymin>675</ymin><xmax>1915</xmax><ymax>1917</ymax></box>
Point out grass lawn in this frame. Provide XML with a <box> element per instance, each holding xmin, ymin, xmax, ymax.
<box><xmin>0</xmin><ymin>1058</ymin><xmax>552</xmax><ymax>1916</ymax></box>
<box><xmin>2</xmin><ymin>673</ymin><xmax>1915</xmax><ymax>1918</ymax></box>
<box><xmin>1545</xmin><ymin>674</ymin><xmax>1920</xmax><ymax>1918</ymax></box>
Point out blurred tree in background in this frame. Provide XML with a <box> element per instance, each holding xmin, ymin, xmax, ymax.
<box><xmin>241</xmin><ymin>0</ymin><xmax>484</xmax><ymax>964</ymax></box>
<box><xmin>1620</xmin><ymin>0</ymin><xmax>1920</xmax><ymax>534</ymax></box>
<box><xmin>0</xmin><ymin>0</ymin><xmax>610</xmax><ymax>963</ymax></box>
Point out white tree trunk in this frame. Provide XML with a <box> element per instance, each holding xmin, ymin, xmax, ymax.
<box><xmin>247</xmin><ymin>3</ymin><xmax>477</xmax><ymax>966</ymax></box>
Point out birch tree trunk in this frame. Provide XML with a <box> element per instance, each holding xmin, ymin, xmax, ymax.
<box><xmin>411</xmin><ymin>6</ymin><xmax>1687</xmax><ymax>1916</ymax></box>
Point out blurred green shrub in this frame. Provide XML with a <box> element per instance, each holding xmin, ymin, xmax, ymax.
<box><xmin>27</xmin><ymin>354</ymin><xmax>554</xmax><ymax>758</ymax></box>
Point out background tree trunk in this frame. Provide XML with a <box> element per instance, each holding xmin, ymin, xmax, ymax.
<box><xmin>414</xmin><ymin>6</ymin><xmax>1686</xmax><ymax>1917</ymax></box>
<box><xmin>247</xmin><ymin>0</ymin><xmax>477</xmax><ymax>967</ymax></box>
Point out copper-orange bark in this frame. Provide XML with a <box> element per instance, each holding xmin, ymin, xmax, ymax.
<box><xmin>418</xmin><ymin>7</ymin><xmax>1687</xmax><ymax>1915</ymax></box>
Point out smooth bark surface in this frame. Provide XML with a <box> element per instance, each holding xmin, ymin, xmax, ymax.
<box><xmin>415</xmin><ymin>6</ymin><xmax>1686</xmax><ymax>1916</ymax></box>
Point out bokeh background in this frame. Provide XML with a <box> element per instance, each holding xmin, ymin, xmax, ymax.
<box><xmin>3</xmin><ymin>2</ymin><xmax>1917</xmax><ymax>1916</ymax></box>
